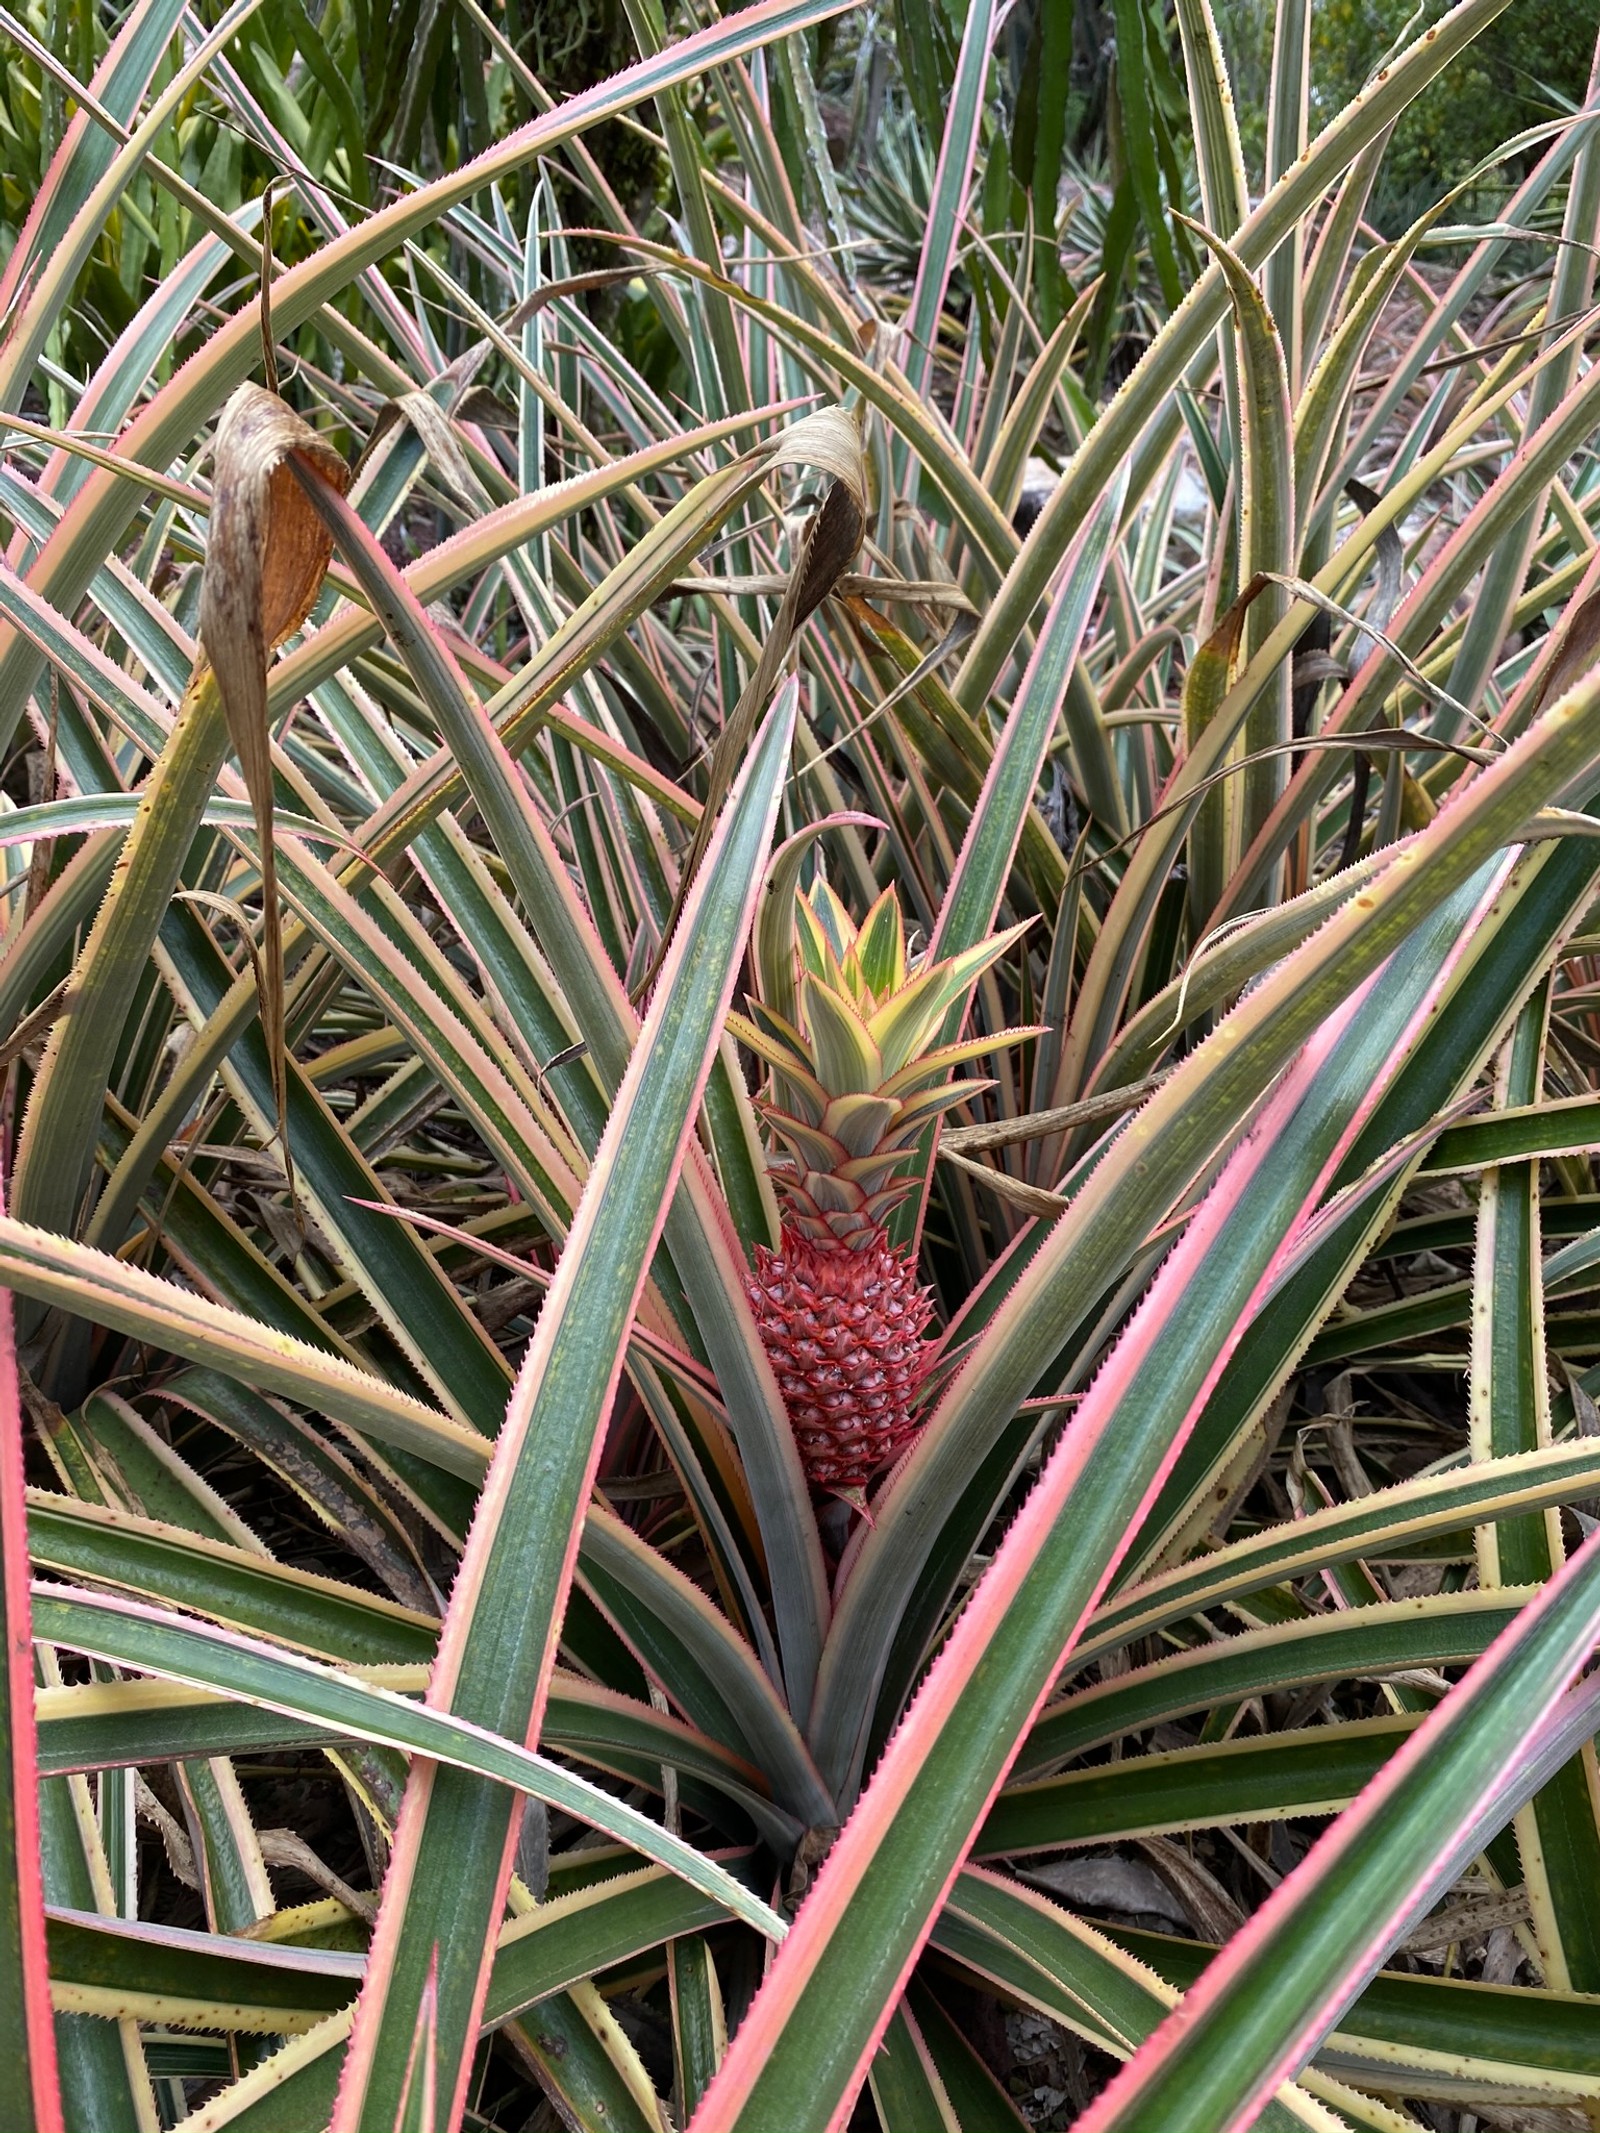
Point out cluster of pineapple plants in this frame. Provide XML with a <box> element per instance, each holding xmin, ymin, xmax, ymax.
<box><xmin>6</xmin><ymin>0</ymin><xmax>1600</xmax><ymax>2129</ymax></box>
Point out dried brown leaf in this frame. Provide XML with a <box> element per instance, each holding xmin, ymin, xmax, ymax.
<box><xmin>197</xmin><ymin>383</ymin><xmax>348</xmax><ymax>1184</ymax></box>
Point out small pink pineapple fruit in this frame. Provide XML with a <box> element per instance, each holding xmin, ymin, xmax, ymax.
<box><xmin>730</xmin><ymin>880</ymin><xmax>1028</xmax><ymax>1496</ymax></box>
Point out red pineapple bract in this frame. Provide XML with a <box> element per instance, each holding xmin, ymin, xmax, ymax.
<box><xmin>730</xmin><ymin>880</ymin><xmax>1029</xmax><ymax>1496</ymax></box>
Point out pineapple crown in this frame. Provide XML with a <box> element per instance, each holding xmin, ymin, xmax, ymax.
<box><xmin>729</xmin><ymin>881</ymin><xmax>1033</xmax><ymax>1247</ymax></box>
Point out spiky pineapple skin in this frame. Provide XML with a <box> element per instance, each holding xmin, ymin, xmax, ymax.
<box><xmin>747</xmin><ymin>1224</ymin><xmax>935</xmax><ymax>1489</ymax></box>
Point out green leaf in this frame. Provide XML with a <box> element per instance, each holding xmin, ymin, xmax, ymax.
<box><xmin>1469</xmin><ymin>984</ymin><xmax>1600</xmax><ymax>1992</ymax></box>
<box><xmin>982</xmin><ymin>1716</ymin><xmax>1419</xmax><ymax>1852</ymax></box>
<box><xmin>1081</xmin><ymin>1531</ymin><xmax>1600</xmax><ymax>2130</ymax></box>
<box><xmin>330</xmin><ymin>688</ymin><xmax>798</xmax><ymax>2128</ymax></box>
<box><xmin>0</xmin><ymin>1221</ymin><xmax>489</xmax><ymax>1480</ymax></box>
<box><xmin>935</xmin><ymin>1873</ymin><xmax>1327</xmax><ymax>2131</ymax></box>
<box><xmin>1017</xmin><ymin>1592</ymin><xmax>1518</xmax><ymax>1776</ymax></box>
<box><xmin>32</xmin><ymin>1584</ymin><xmax>780</xmax><ymax>1940</ymax></box>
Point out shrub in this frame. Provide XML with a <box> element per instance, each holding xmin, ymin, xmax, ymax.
<box><xmin>1312</xmin><ymin>0</ymin><xmax>1600</xmax><ymax>226</ymax></box>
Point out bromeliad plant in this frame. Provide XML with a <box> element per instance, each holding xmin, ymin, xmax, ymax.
<box><xmin>11</xmin><ymin>0</ymin><xmax>1600</xmax><ymax>2130</ymax></box>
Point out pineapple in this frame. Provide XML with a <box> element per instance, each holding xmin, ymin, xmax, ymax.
<box><xmin>730</xmin><ymin>881</ymin><xmax>1029</xmax><ymax>1497</ymax></box>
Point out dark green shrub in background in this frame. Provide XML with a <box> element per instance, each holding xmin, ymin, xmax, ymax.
<box><xmin>1309</xmin><ymin>0</ymin><xmax>1600</xmax><ymax>228</ymax></box>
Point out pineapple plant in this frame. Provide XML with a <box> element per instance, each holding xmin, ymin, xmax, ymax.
<box><xmin>732</xmin><ymin>879</ymin><xmax>1029</xmax><ymax>1498</ymax></box>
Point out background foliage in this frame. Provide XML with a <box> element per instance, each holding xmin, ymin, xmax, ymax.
<box><xmin>1308</xmin><ymin>0</ymin><xmax>1600</xmax><ymax>226</ymax></box>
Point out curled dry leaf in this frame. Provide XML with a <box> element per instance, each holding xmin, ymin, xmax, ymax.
<box><xmin>701</xmin><ymin>405</ymin><xmax>869</xmax><ymax>813</ymax></box>
<box><xmin>197</xmin><ymin>383</ymin><xmax>349</xmax><ymax>1174</ymax></box>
